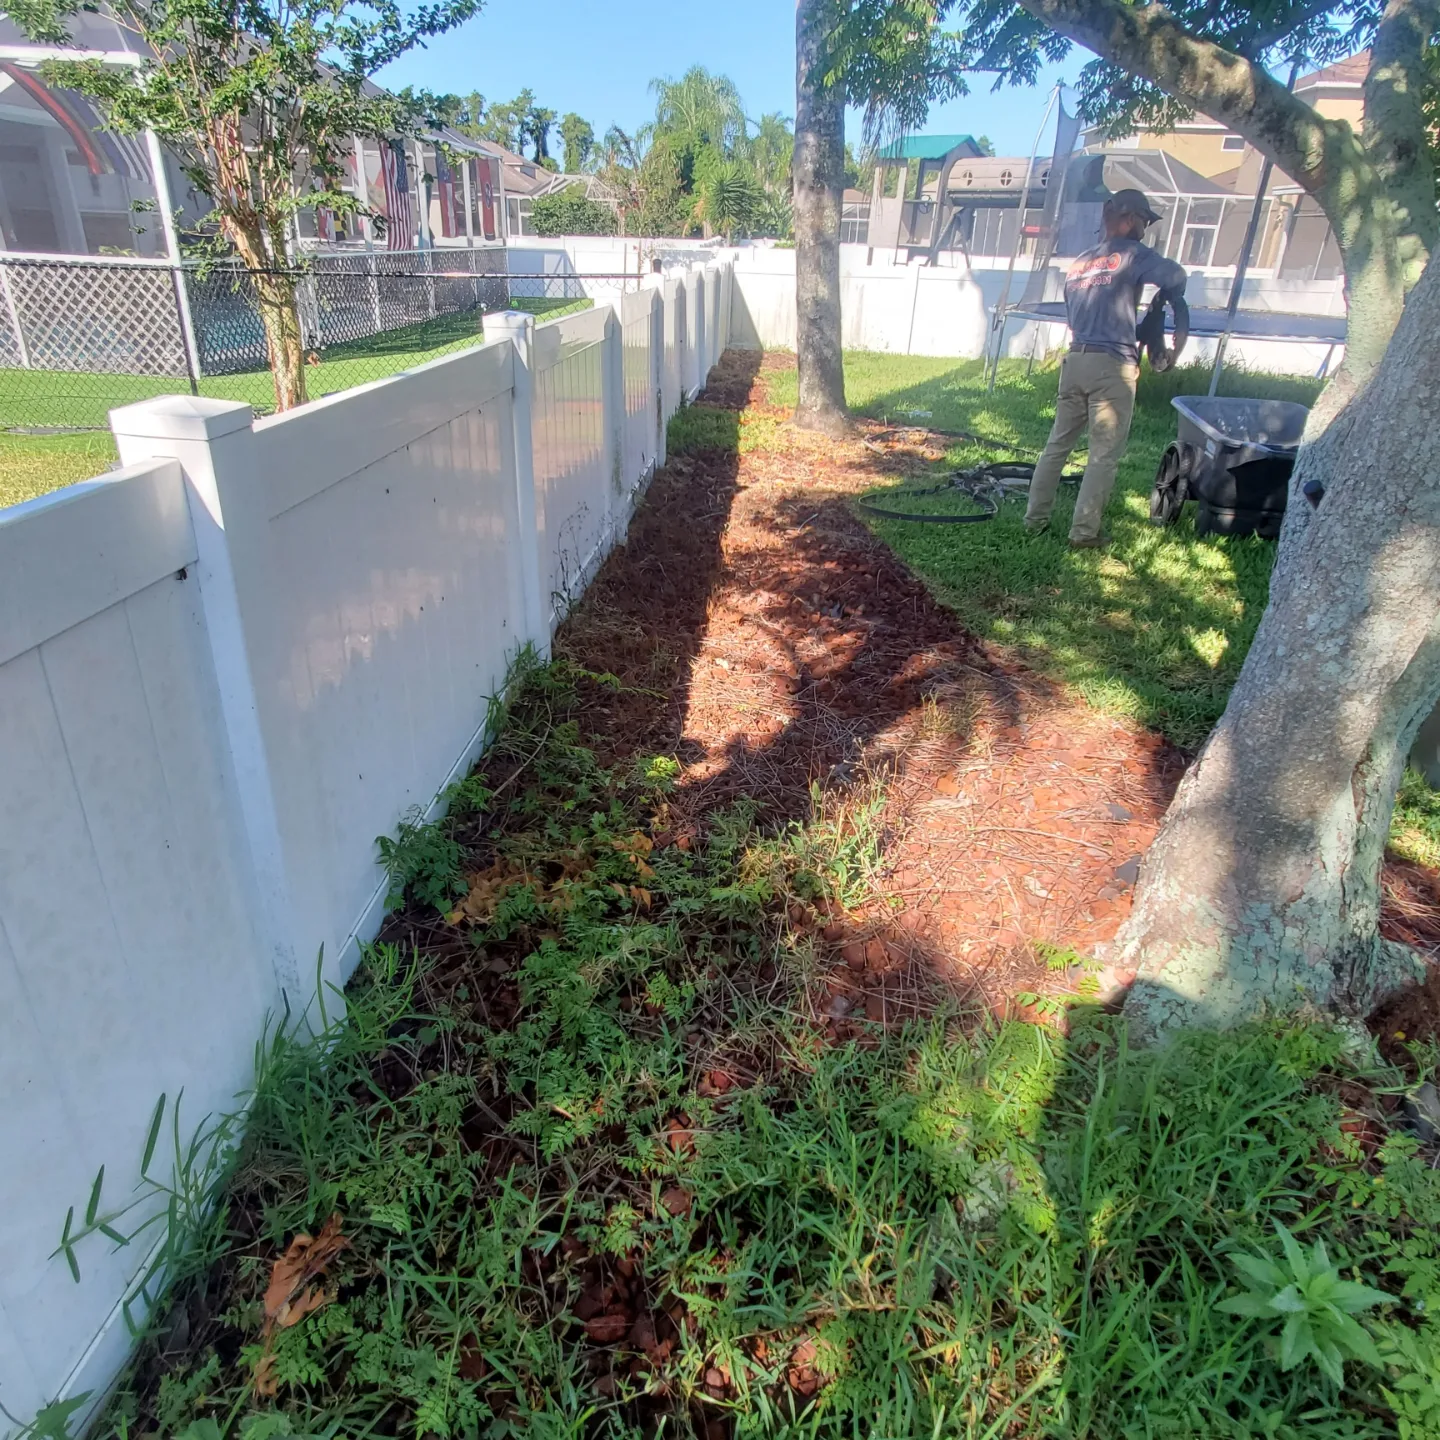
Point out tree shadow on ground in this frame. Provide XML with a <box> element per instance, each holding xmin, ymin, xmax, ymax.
<box><xmin>558</xmin><ymin>348</ymin><xmax>1188</xmax><ymax>1018</ymax></box>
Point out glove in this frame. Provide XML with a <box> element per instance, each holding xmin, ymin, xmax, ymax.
<box><xmin>1137</xmin><ymin>289</ymin><xmax>1190</xmax><ymax>372</ymax></box>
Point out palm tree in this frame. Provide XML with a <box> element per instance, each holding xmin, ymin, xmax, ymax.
<box><xmin>650</xmin><ymin>67</ymin><xmax>747</xmax><ymax>155</ymax></box>
<box><xmin>752</xmin><ymin>188</ymin><xmax>794</xmax><ymax>241</ymax></box>
<box><xmin>691</xmin><ymin>161</ymin><xmax>761</xmax><ymax>241</ymax></box>
<box><xmin>749</xmin><ymin>112</ymin><xmax>795</xmax><ymax>195</ymax></box>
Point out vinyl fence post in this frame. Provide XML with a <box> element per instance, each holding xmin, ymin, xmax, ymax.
<box><xmin>692</xmin><ymin>271</ymin><xmax>707</xmax><ymax>395</ymax></box>
<box><xmin>601</xmin><ymin>303</ymin><xmax>626</xmax><ymax>541</ymax></box>
<box><xmin>108</xmin><ymin>395</ymin><xmax>303</xmax><ymax>1009</ymax></box>
<box><xmin>486</xmin><ymin>311</ymin><xmax>548</xmax><ymax>655</ymax></box>
<box><xmin>651</xmin><ymin>286</ymin><xmax>666</xmax><ymax>470</ymax></box>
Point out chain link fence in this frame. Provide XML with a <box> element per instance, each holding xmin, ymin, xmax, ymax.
<box><xmin>0</xmin><ymin>252</ymin><xmax>644</xmax><ymax>432</ymax></box>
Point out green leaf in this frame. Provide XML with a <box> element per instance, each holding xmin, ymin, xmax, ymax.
<box><xmin>62</xmin><ymin>1241</ymin><xmax>80</xmax><ymax>1285</ymax></box>
<box><xmin>98</xmin><ymin>1223</ymin><xmax>130</xmax><ymax>1248</ymax></box>
<box><xmin>141</xmin><ymin>1094</ymin><xmax>166</xmax><ymax>1177</ymax></box>
<box><xmin>1275</xmin><ymin>1221</ymin><xmax>1310</xmax><ymax>1286</ymax></box>
<box><xmin>84</xmin><ymin>1165</ymin><xmax>105</xmax><ymax>1227</ymax></box>
<box><xmin>1319</xmin><ymin>1330</ymin><xmax>1347</xmax><ymax>1388</ymax></box>
<box><xmin>1216</xmin><ymin>1294</ymin><xmax>1271</xmax><ymax>1318</ymax></box>
<box><xmin>1278</xmin><ymin>1311</ymin><xmax>1312</xmax><ymax>1372</ymax></box>
<box><xmin>1231</xmin><ymin>1251</ymin><xmax>1287</xmax><ymax>1290</ymax></box>
<box><xmin>1330</xmin><ymin>1311</ymin><xmax>1384</xmax><ymax>1367</ymax></box>
<box><xmin>1329</xmin><ymin>1279</ymin><xmax>1391</xmax><ymax>1314</ymax></box>
<box><xmin>25</xmin><ymin>1391</ymin><xmax>93</xmax><ymax>1440</ymax></box>
<box><xmin>1268</xmin><ymin>1284</ymin><xmax>1306</xmax><ymax>1314</ymax></box>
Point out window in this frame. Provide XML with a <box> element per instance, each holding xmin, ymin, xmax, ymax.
<box><xmin>999</xmin><ymin>169</ymin><xmax>1013</xmax><ymax>186</ymax></box>
<box><xmin>1182</xmin><ymin>226</ymin><xmax>1217</xmax><ymax>265</ymax></box>
<box><xmin>840</xmin><ymin>201</ymin><xmax>870</xmax><ymax>244</ymax></box>
<box><xmin>1222</xmin><ymin>135</ymin><xmax>1245</xmax><ymax>151</ymax></box>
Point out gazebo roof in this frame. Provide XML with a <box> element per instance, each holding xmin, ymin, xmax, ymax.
<box><xmin>876</xmin><ymin>133</ymin><xmax>981</xmax><ymax>162</ymax></box>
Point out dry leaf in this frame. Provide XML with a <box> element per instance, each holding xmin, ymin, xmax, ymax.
<box><xmin>584</xmin><ymin>1312</ymin><xmax>631</xmax><ymax>1344</ymax></box>
<box><xmin>251</xmin><ymin>1213</ymin><xmax>349</xmax><ymax>1393</ymax></box>
<box><xmin>261</xmin><ymin>1213</ymin><xmax>348</xmax><ymax>1329</ymax></box>
<box><xmin>447</xmin><ymin>862</ymin><xmax>529</xmax><ymax>926</ymax></box>
<box><xmin>663</xmin><ymin>1114</ymin><xmax>695</xmax><ymax>1155</ymax></box>
<box><xmin>660</xmin><ymin>1185</ymin><xmax>693</xmax><ymax>1216</ymax></box>
<box><xmin>253</xmin><ymin>1352</ymin><xmax>278</xmax><ymax>1398</ymax></box>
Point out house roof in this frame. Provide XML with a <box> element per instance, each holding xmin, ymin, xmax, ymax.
<box><xmin>877</xmin><ymin>133</ymin><xmax>981</xmax><ymax>162</ymax></box>
<box><xmin>1297</xmin><ymin>50</ymin><xmax>1368</xmax><ymax>90</ymax></box>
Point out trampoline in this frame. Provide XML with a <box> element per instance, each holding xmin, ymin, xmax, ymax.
<box><xmin>1006</xmin><ymin>301</ymin><xmax>1347</xmax><ymax>376</ymax></box>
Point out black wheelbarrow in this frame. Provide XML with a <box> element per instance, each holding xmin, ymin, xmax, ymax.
<box><xmin>1149</xmin><ymin>396</ymin><xmax>1310</xmax><ymax>539</ymax></box>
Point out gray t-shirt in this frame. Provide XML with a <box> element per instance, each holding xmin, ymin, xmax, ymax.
<box><xmin>1064</xmin><ymin>238</ymin><xmax>1187</xmax><ymax>362</ymax></box>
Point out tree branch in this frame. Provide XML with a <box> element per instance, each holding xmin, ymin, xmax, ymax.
<box><xmin>1364</xmin><ymin>0</ymin><xmax>1440</xmax><ymax>277</ymax></box>
<box><xmin>1012</xmin><ymin>0</ymin><xmax>1349</xmax><ymax>196</ymax></box>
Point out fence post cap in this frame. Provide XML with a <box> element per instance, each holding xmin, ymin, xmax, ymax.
<box><xmin>486</xmin><ymin>310</ymin><xmax>534</xmax><ymax>331</ymax></box>
<box><xmin>109</xmin><ymin>394</ymin><xmax>254</xmax><ymax>442</ymax></box>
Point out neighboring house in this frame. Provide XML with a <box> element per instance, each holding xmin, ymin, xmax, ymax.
<box><xmin>1082</xmin><ymin>51</ymin><xmax>1366</xmax><ymax>279</ymax></box>
<box><xmin>0</xmin><ymin>14</ymin><xmax>506</xmax><ymax>260</ymax></box>
<box><xmin>473</xmin><ymin>138</ymin><xmax>616</xmax><ymax>236</ymax></box>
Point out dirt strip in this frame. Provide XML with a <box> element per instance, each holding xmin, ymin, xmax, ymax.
<box><xmin>557</xmin><ymin>348</ymin><xmax>1440</xmax><ymax>1020</ymax></box>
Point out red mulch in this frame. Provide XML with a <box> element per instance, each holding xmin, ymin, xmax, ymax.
<box><xmin>557</xmin><ymin>348</ymin><xmax>1440</xmax><ymax>1027</ymax></box>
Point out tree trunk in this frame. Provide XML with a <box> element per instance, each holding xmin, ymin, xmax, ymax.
<box><xmin>793</xmin><ymin>0</ymin><xmax>848</xmax><ymax>435</ymax></box>
<box><xmin>1117</xmin><ymin>253</ymin><xmax>1440</xmax><ymax>1040</ymax></box>
<box><xmin>226</xmin><ymin>217</ymin><xmax>309</xmax><ymax>412</ymax></box>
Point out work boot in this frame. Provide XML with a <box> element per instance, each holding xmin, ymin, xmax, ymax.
<box><xmin>1069</xmin><ymin>533</ymin><xmax>1110</xmax><ymax>550</ymax></box>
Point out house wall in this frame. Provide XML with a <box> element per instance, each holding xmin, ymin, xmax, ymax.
<box><xmin>0</xmin><ymin>257</ymin><xmax>728</xmax><ymax>1439</ymax></box>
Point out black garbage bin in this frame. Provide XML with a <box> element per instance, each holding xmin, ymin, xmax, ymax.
<box><xmin>1150</xmin><ymin>396</ymin><xmax>1310</xmax><ymax>538</ymax></box>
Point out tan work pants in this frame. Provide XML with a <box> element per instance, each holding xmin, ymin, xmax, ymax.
<box><xmin>1024</xmin><ymin>350</ymin><xmax>1138</xmax><ymax>543</ymax></box>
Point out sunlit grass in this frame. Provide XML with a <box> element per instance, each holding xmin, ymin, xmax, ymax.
<box><xmin>0</xmin><ymin>299</ymin><xmax>592</xmax><ymax>510</ymax></box>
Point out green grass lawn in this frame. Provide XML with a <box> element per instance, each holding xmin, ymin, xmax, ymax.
<box><xmin>768</xmin><ymin>353</ymin><xmax>1320</xmax><ymax>750</ymax></box>
<box><xmin>0</xmin><ymin>297</ymin><xmax>591</xmax><ymax>511</ymax></box>
<box><xmin>768</xmin><ymin>353</ymin><xmax>1440</xmax><ymax>867</ymax></box>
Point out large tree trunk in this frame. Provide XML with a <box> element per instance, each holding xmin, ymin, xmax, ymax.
<box><xmin>226</xmin><ymin>217</ymin><xmax>309</xmax><ymax>413</ymax></box>
<box><xmin>1117</xmin><ymin>253</ymin><xmax>1440</xmax><ymax>1039</ymax></box>
<box><xmin>793</xmin><ymin>0</ymin><xmax>847</xmax><ymax>435</ymax></box>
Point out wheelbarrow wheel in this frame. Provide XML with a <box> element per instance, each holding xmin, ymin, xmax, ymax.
<box><xmin>1150</xmin><ymin>444</ymin><xmax>1186</xmax><ymax>526</ymax></box>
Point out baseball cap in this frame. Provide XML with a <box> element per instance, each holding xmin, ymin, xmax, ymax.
<box><xmin>1103</xmin><ymin>188</ymin><xmax>1162</xmax><ymax>225</ymax></box>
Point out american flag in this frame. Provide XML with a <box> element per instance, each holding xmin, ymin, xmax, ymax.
<box><xmin>381</xmin><ymin>140</ymin><xmax>414</xmax><ymax>251</ymax></box>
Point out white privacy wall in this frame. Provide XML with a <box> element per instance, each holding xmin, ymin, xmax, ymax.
<box><xmin>725</xmin><ymin>244</ymin><xmax>1345</xmax><ymax>375</ymax></box>
<box><xmin>0</xmin><ymin>465</ymin><xmax>276</xmax><ymax>1428</ymax></box>
<box><xmin>0</xmin><ymin>258</ymin><xmax>731</xmax><ymax>1436</ymax></box>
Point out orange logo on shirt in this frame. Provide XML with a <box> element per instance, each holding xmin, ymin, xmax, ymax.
<box><xmin>1067</xmin><ymin>250</ymin><xmax>1126</xmax><ymax>291</ymax></box>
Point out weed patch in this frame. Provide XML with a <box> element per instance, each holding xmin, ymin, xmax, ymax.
<box><xmin>65</xmin><ymin>660</ymin><xmax>1440</xmax><ymax>1440</ymax></box>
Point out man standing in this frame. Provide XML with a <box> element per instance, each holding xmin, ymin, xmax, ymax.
<box><xmin>1024</xmin><ymin>189</ymin><xmax>1187</xmax><ymax>548</ymax></box>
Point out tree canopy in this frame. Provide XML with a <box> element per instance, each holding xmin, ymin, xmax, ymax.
<box><xmin>11</xmin><ymin>0</ymin><xmax>478</xmax><ymax>412</ymax></box>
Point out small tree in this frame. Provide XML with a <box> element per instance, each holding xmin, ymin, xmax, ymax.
<box><xmin>529</xmin><ymin>184</ymin><xmax>617</xmax><ymax>237</ymax></box>
<box><xmin>559</xmin><ymin>112</ymin><xmax>595</xmax><ymax>172</ymax></box>
<box><xmin>598</xmin><ymin>125</ymin><xmax>691</xmax><ymax>237</ymax></box>
<box><xmin>691</xmin><ymin>158</ymin><xmax>762</xmax><ymax>240</ymax></box>
<box><xmin>13</xmin><ymin>0</ymin><xmax>479</xmax><ymax>413</ymax></box>
<box><xmin>521</xmin><ymin>101</ymin><xmax>557</xmax><ymax>165</ymax></box>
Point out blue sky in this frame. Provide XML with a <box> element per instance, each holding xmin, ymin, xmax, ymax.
<box><xmin>376</xmin><ymin>0</ymin><xmax>1080</xmax><ymax>162</ymax></box>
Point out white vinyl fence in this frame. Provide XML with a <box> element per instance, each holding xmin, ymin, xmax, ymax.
<box><xmin>0</xmin><ymin>260</ymin><xmax>732</xmax><ymax>1436</ymax></box>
